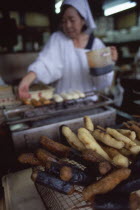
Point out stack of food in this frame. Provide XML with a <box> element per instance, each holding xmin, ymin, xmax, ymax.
<box><xmin>18</xmin><ymin>117</ymin><xmax>140</xmax><ymax>209</ymax></box>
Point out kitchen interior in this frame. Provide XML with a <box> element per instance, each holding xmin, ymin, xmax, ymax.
<box><xmin>0</xmin><ymin>0</ymin><xmax>140</xmax><ymax>209</ymax></box>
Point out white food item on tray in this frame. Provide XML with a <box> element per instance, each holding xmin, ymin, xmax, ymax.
<box><xmin>60</xmin><ymin>90</ymin><xmax>86</xmax><ymax>100</ymax></box>
<box><xmin>75</xmin><ymin>90</ymin><xmax>85</xmax><ymax>98</ymax></box>
<box><xmin>69</xmin><ymin>91</ymin><xmax>80</xmax><ymax>100</ymax></box>
<box><xmin>53</xmin><ymin>94</ymin><xmax>64</xmax><ymax>103</ymax></box>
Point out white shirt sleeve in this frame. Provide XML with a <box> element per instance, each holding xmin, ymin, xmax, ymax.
<box><xmin>28</xmin><ymin>32</ymin><xmax>64</xmax><ymax>84</ymax></box>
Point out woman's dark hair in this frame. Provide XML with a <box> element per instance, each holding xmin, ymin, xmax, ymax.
<box><xmin>58</xmin><ymin>4</ymin><xmax>87</xmax><ymax>32</ymax></box>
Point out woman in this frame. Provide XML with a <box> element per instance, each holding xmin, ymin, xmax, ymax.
<box><xmin>18</xmin><ymin>0</ymin><xmax>118</xmax><ymax>99</ymax></box>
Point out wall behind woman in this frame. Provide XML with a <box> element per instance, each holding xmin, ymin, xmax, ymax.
<box><xmin>0</xmin><ymin>53</ymin><xmax>38</xmax><ymax>84</ymax></box>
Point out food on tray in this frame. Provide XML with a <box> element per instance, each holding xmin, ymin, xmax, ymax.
<box><xmin>17</xmin><ymin>117</ymin><xmax>140</xmax><ymax>209</ymax></box>
<box><xmin>31</xmin><ymin>170</ymin><xmax>75</xmax><ymax>195</ymax></box>
<box><xmin>40</xmin><ymin>136</ymin><xmax>71</xmax><ymax>157</ymax></box>
<box><xmin>78</xmin><ymin>128</ymin><xmax>110</xmax><ymax>161</ymax></box>
<box><xmin>123</xmin><ymin>121</ymin><xmax>140</xmax><ymax>140</ymax></box>
<box><xmin>35</xmin><ymin>148</ymin><xmax>58</xmax><ymax>163</ymax></box>
<box><xmin>129</xmin><ymin>145</ymin><xmax>140</xmax><ymax>155</ymax></box>
<box><xmin>106</xmin><ymin>127</ymin><xmax>136</xmax><ymax>148</ymax></box>
<box><xmin>53</xmin><ymin>94</ymin><xmax>64</xmax><ymax>103</ymax></box>
<box><xmin>61</xmin><ymin>125</ymin><xmax>85</xmax><ymax>151</ymax></box>
<box><xmin>60</xmin><ymin>90</ymin><xmax>85</xmax><ymax>100</ymax></box>
<box><xmin>117</xmin><ymin>129</ymin><xmax>136</xmax><ymax>141</ymax></box>
<box><xmin>39</xmin><ymin>97</ymin><xmax>53</xmax><ymax>105</ymax></box>
<box><xmin>129</xmin><ymin>192</ymin><xmax>140</xmax><ymax>210</ymax></box>
<box><xmin>93</xmin><ymin>129</ymin><xmax>125</xmax><ymax>149</ymax></box>
<box><xmin>59</xmin><ymin>164</ymin><xmax>96</xmax><ymax>185</ymax></box>
<box><xmin>30</xmin><ymin>99</ymin><xmax>42</xmax><ymax>106</ymax></box>
<box><xmin>18</xmin><ymin>153</ymin><xmax>41</xmax><ymax>166</ymax></box>
<box><xmin>97</xmin><ymin>161</ymin><xmax>112</xmax><ymax>175</ymax></box>
<box><xmin>21</xmin><ymin>98</ymin><xmax>31</xmax><ymax>105</ymax></box>
<box><xmin>83</xmin><ymin>115</ymin><xmax>94</xmax><ymax>132</ymax></box>
<box><xmin>75</xmin><ymin>90</ymin><xmax>85</xmax><ymax>98</ymax></box>
<box><xmin>102</xmin><ymin>145</ymin><xmax>129</xmax><ymax>167</ymax></box>
<box><xmin>82</xmin><ymin>168</ymin><xmax>131</xmax><ymax>201</ymax></box>
<box><xmin>82</xmin><ymin>149</ymin><xmax>106</xmax><ymax>163</ymax></box>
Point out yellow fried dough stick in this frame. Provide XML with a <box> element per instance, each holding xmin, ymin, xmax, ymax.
<box><xmin>117</xmin><ymin>129</ymin><xmax>136</xmax><ymax>141</ymax></box>
<box><xmin>83</xmin><ymin>116</ymin><xmax>94</xmax><ymax>132</ymax></box>
<box><xmin>61</xmin><ymin>126</ymin><xmax>85</xmax><ymax>151</ymax></box>
<box><xmin>78</xmin><ymin>128</ymin><xmax>110</xmax><ymax>161</ymax></box>
<box><xmin>93</xmin><ymin>129</ymin><xmax>124</xmax><ymax>149</ymax></box>
<box><xmin>106</xmin><ymin>128</ymin><xmax>136</xmax><ymax>148</ymax></box>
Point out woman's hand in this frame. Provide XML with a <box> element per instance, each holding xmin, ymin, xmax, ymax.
<box><xmin>18</xmin><ymin>71</ymin><xmax>36</xmax><ymax>99</ymax></box>
<box><xmin>110</xmin><ymin>46</ymin><xmax>118</xmax><ymax>62</ymax></box>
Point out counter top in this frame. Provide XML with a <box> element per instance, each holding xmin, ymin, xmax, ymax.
<box><xmin>2</xmin><ymin>168</ymin><xmax>46</xmax><ymax>210</ymax></box>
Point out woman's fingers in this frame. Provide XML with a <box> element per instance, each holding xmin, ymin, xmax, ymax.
<box><xmin>110</xmin><ymin>46</ymin><xmax>118</xmax><ymax>62</ymax></box>
<box><xmin>18</xmin><ymin>72</ymin><xmax>36</xmax><ymax>99</ymax></box>
<box><xmin>18</xmin><ymin>84</ymin><xmax>30</xmax><ymax>99</ymax></box>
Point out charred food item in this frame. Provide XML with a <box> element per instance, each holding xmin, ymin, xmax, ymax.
<box><xmin>82</xmin><ymin>149</ymin><xmax>112</xmax><ymax>175</ymax></box>
<box><xmin>31</xmin><ymin>170</ymin><xmax>75</xmax><ymax>195</ymax></box>
<box><xmin>18</xmin><ymin>153</ymin><xmax>41</xmax><ymax>166</ymax></box>
<box><xmin>59</xmin><ymin>165</ymin><xmax>96</xmax><ymax>186</ymax></box>
<box><xmin>82</xmin><ymin>149</ymin><xmax>106</xmax><ymax>163</ymax></box>
<box><xmin>45</xmin><ymin>161</ymin><xmax>95</xmax><ymax>186</ymax></box>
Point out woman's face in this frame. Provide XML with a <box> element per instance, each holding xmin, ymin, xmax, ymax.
<box><xmin>61</xmin><ymin>7</ymin><xmax>85</xmax><ymax>39</ymax></box>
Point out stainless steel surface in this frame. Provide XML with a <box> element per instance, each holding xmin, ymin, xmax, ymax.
<box><xmin>3</xmin><ymin>105</ymin><xmax>33</xmax><ymax>121</ymax></box>
<box><xmin>5</xmin><ymin>91</ymin><xmax>114</xmax><ymax>125</ymax></box>
<box><xmin>12</xmin><ymin>106</ymin><xmax>116</xmax><ymax>152</ymax></box>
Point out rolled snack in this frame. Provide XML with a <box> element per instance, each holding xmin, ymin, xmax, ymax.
<box><xmin>39</xmin><ymin>97</ymin><xmax>52</xmax><ymax>105</ymax></box>
<box><xmin>119</xmin><ymin>148</ymin><xmax>132</xmax><ymax>157</ymax></box>
<box><xmin>83</xmin><ymin>116</ymin><xmax>94</xmax><ymax>132</ymax></box>
<box><xmin>69</xmin><ymin>91</ymin><xmax>80</xmax><ymax>99</ymax></box>
<box><xmin>82</xmin><ymin>149</ymin><xmax>107</xmax><ymax>163</ymax></box>
<box><xmin>35</xmin><ymin>148</ymin><xmax>58</xmax><ymax>163</ymax></box>
<box><xmin>123</xmin><ymin>123</ymin><xmax>140</xmax><ymax>140</ymax></box>
<box><xmin>129</xmin><ymin>145</ymin><xmax>140</xmax><ymax>155</ymax></box>
<box><xmin>133</xmin><ymin>139</ymin><xmax>140</xmax><ymax>145</ymax></box>
<box><xmin>40</xmin><ymin>136</ymin><xmax>71</xmax><ymax>157</ymax></box>
<box><xmin>61</xmin><ymin>126</ymin><xmax>85</xmax><ymax>151</ymax></box>
<box><xmin>82</xmin><ymin>149</ymin><xmax>112</xmax><ymax>175</ymax></box>
<box><xmin>78</xmin><ymin>128</ymin><xmax>110</xmax><ymax>161</ymax></box>
<box><xmin>117</xmin><ymin>129</ymin><xmax>136</xmax><ymax>141</ymax></box>
<box><xmin>75</xmin><ymin>90</ymin><xmax>85</xmax><ymax>98</ymax></box>
<box><xmin>106</xmin><ymin>128</ymin><xmax>136</xmax><ymax>148</ymax></box>
<box><xmin>61</xmin><ymin>93</ymin><xmax>72</xmax><ymax>100</ymax></box>
<box><xmin>53</xmin><ymin>94</ymin><xmax>64</xmax><ymax>103</ymax></box>
<box><xmin>60</xmin><ymin>165</ymin><xmax>96</xmax><ymax>186</ymax></box>
<box><xmin>129</xmin><ymin>192</ymin><xmax>140</xmax><ymax>210</ymax></box>
<box><xmin>22</xmin><ymin>98</ymin><xmax>31</xmax><ymax>105</ymax></box>
<box><xmin>102</xmin><ymin>145</ymin><xmax>129</xmax><ymax>167</ymax></box>
<box><xmin>18</xmin><ymin>153</ymin><xmax>41</xmax><ymax>166</ymax></box>
<box><xmin>82</xmin><ymin>168</ymin><xmax>131</xmax><ymax>201</ymax></box>
<box><xmin>98</xmin><ymin>161</ymin><xmax>112</xmax><ymax>175</ymax></box>
<box><xmin>93</xmin><ymin>129</ymin><xmax>124</xmax><ymax>149</ymax></box>
<box><xmin>30</xmin><ymin>99</ymin><xmax>42</xmax><ymax>106</ymax></box>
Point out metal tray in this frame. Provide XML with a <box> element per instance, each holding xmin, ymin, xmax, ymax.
<box><xmin>4</xmin><ymin>91</ymin><xmax>114</xmax><ymax>125</ymax></box>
